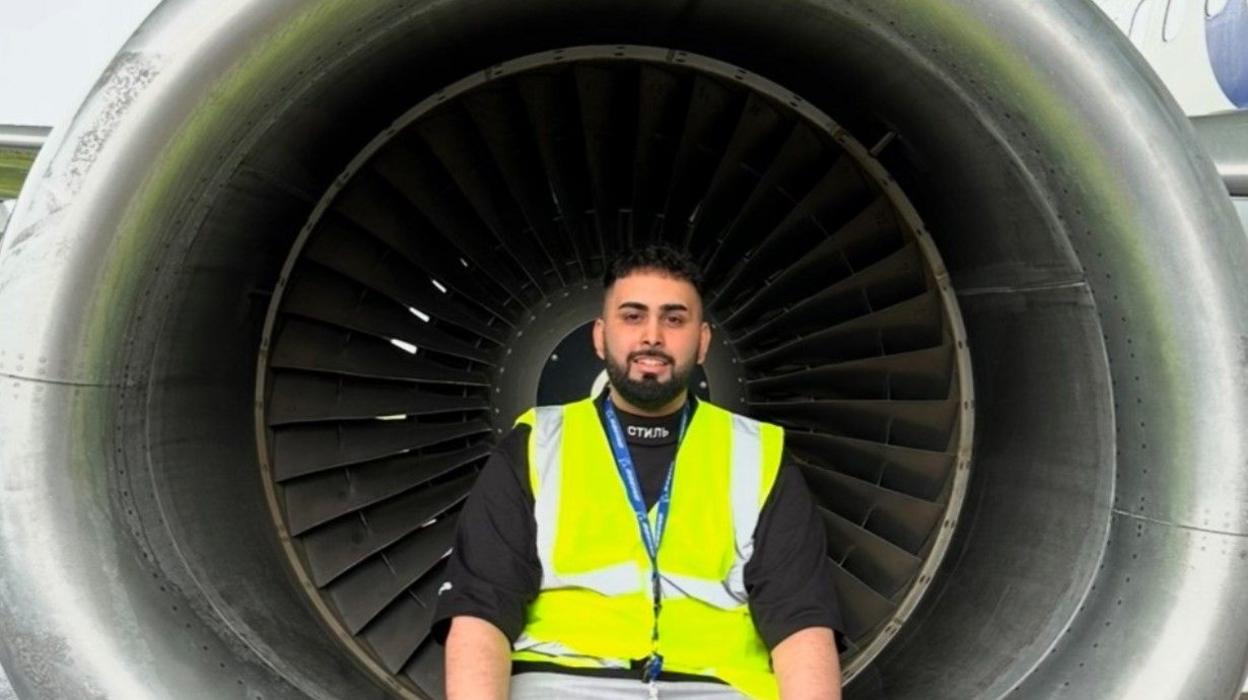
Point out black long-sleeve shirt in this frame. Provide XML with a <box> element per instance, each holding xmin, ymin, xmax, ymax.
<box><xmin>431</xmin><ymin>393</ymin><xmax>841</xmax><ymax>680</ymax></box>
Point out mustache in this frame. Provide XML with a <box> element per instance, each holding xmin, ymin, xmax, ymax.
<box><xmin>627</xmin><ymin>350</ymin><xmax>674</xmax><ymax>364</ymax></box>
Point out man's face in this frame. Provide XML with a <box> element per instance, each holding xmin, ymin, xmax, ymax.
<box><xmin>592</xmin><ymin>269</ymin><xmax>712</xmax><ymax>413</ymax></box>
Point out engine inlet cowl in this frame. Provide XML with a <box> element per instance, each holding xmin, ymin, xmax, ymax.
<box><xmin>2</xmin><ymin>1</ymin><xmax>1248</xmax><ymax>699</ymax></box>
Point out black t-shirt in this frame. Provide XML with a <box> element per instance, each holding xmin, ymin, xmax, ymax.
<box><xmin>431</xmin><ymin>393</ymin><xmax>842</xmax><ymax>679</ymax></box>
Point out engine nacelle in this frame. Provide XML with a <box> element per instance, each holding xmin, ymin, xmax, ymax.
<box><xmin>2</xmin><ymin>1</ymin><xmax>1247</xmax><ymax>698</ymax></box>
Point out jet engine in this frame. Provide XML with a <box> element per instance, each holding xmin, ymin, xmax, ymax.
<box><xmin>2</xmin><ymin>0</ymin><xmax>1247</xmax><ymax>698</ymax></box>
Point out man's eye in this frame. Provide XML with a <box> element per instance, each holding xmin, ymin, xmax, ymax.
<box><xmin>665</xmin><ymin>315</ymin><xmax>686</xmax><ymax>326</ymax></box>
<box><xmin>623</xmin><ymin>312</ymin><xmax>642</xmax><ymax>322</ymax></box>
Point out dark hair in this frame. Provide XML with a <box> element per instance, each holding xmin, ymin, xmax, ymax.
<box><xmin>602</xmin><ymin>244</ymin><xmax>704</xmax><ymax>297</ymax></box>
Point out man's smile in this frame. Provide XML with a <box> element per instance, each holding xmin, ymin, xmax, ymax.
<box><xmin>633</xmin><ymin>357</ymin><xmax>668</xmax><ymax>367</ymax></box>
<box><xmin>630</xmin><ymin>354</ymin><xmax>672</xmax><ymax>372</ymax></box>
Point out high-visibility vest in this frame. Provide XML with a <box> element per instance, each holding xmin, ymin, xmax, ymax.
<box><xmin>511</xmin><ymin>397</ymin><xmax>785</xmax><ymax>699</ymax></box>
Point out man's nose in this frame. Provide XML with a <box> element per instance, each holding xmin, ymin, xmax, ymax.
<box><xmin>640</xmin><ymin>317</ymin><xmax>663</xmax><ymax>346</ymax></box>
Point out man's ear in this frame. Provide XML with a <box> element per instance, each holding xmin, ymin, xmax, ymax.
<box><xmin>697</xmin><ymin>320</ymin><xmax>712</xmax><ymax>364</ymax></box>
<box><xmin>592</xmin><ymin>318</ymin><xmax>606</xmax><ymax>360</ymax></box>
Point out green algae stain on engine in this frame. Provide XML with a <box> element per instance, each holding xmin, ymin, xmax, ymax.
<box><xmin>0</xmin><ymin>147</ymin><xmax>36</xmax><ymax>199</ymax></box>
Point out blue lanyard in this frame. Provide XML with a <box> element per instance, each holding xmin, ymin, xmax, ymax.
<box><xmin>601</xmin><ymin>399</ymin><xmax>689</xmax><ymax>682</ymax></box>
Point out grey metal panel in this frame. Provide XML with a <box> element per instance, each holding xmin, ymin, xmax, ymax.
<box><xmin>0</xmin><ymin>125</ymin><xmax>49</xmax><ymax>152</ymax></box>
<box><xmin>0</xmin><ymin>1</ymin><xmax>401</xmax><ymax>696</ymax></box>
<box><xmin>866</xmin><ymin>283</ymin><xmax>1115</xmax><ymax>699</ymax></box>
<box><xmin>0</xmin><ymin>663</ymin><xmax>14</xmax><ymax>700</ymax></box>
<box><xmin>1191</xmin><ymin>111</ymin><xmax>1248</xmax><ymax>196</ymax></box>
<box><xmin>1010</xmin><ymin>512</ymin><xmax>1248</xmax><ymax>699</ymax></box>
<box><xmin>0</xmin><ymin>0</ymin><xmax>305</xmax><ymax>385</ymax></box>
<box><xmin>0</xmin><ymin>378</ymin><xmax>310</xmax><ymax>699</ymax></box>
<box><xmin>864</xmin><ymin>1</ymin><xmax>1248</xmax><ymax>697</ymax></box>
<box><xmin>1234</xmin><ymin>198</ymin><xmax>1248</xmax><ymax>237</ymax></box>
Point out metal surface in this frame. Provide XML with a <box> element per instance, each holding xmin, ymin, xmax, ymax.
<box><xmin>0</xmin><ymin>126</ymin><xmax>47</xmax><ymax>199</ymax></box>
<box><xmin>1191</xmin><ymin>110</ymin><xmax>1248</xmax><ymax>196</ymax></box>
<box><xmin>0</xmin><ymin>125</ymin><xmax>50</xmax><ymax>152</ymax></box>
<box><xmin>1</xmin><ymin>0</ymin><xmax>1247</xmax><ymax>698</ymax></box>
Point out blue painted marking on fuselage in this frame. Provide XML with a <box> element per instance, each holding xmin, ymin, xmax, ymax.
<box><xmin>1207</xmin><ymin>0</ymin><xmax>1248</xmax><ymax>108</ymax></box>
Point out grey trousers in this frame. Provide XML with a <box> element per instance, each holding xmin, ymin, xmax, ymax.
<box><xmin>509</xmin><ymin>672</ymin><xmax>750</xmax><ymax>699</ymax></box>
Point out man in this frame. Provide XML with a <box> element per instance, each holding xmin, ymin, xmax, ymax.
<box><xmin>432</xmin><ymin>245</ymin><xmax>842</xmax><ymax>699</ymax></box>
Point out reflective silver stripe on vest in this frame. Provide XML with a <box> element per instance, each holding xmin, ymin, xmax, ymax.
<box><xmin>659</xmin><ymin>572</ymin><xmax>743</xmax><ymax>609</ymax></box>
<box><xmin>723</xmin><ymin>413</ymin><xmax>764</xmax><ymax>607</ymax></box>
<box><xmin>513</xmin><ymin>633</ymin><xmax>631</xmax><ymax>668</ymax></box>
<box><xmin>532</xmin><ymin>405</ymin><xmax>644</xmax><ymax>593</ymax></box>
<box><xmin>531</xmin><ymin>405</ymin><xmax>565</xmax><ymax>591</ymax></box>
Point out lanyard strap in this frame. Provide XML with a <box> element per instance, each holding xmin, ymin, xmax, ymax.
<box><xmin>601</xmin><ymin>399</ymin><xmax>689</xmax><ymax>682</ymax></box>
<box><xmin>601</xmin><ymin>400</ymin><xmax>688</xmax><ymax>561</ymax></box>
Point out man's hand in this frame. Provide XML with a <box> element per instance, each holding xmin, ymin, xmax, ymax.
<box><xmin>445</xmin><ymin>615</ymin><xmax>512</xmax><ymax>700</ymax></box>
<box><xmin>772</xmin><ymin>626</ymin><xmax>842</xmax><ymax>699</ymax></box>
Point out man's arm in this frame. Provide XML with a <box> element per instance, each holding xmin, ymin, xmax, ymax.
<box><xmin>445</xmin><ymin>615</ymin><xmax>512</xmax><ymax>700</ymax></box>
<box><xmin>430</xmin><ymin>427</ymin><xmax>541</xmax><ymax>694</ymax></box>
<box><xmin>772</xmin><ymin>627</ymin><xmax>842</xmax><ymax>700</ymax></box>
<box><xmin>744</xmin><ymin>451</ymin><xmax>845</xmax><ymax>697</ymax></box>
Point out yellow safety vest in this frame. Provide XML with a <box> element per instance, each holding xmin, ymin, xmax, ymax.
<box><xmin>511</xmin><ymin>397</ymin><xmax>785</xmax><ymax>699</ymax></box>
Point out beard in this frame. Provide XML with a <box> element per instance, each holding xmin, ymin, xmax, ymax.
<box><xmin>604</xmin><ymin>345</ymin><xmax>695</xmax><ymax>413</ymax></box>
